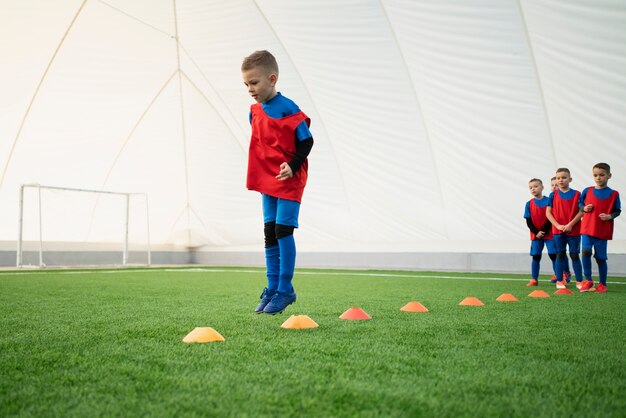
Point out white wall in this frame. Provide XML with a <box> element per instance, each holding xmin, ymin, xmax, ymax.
<box><xmin>1</xmin><ymin>0</ymin><xmax>625</xmax><ymax>257</ymax></box>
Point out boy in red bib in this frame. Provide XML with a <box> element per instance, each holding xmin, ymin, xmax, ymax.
<box><xmin>549</xmin><ymin>176</ymin><xmax>572</xmax><ymax>283</ymax></box>
<box><xmin>579</xmin><ymin>163</ymin><xmax>621</xmax><ymax>292</ymax></box>
<box><xmin>524</xmin><ymin>178</ymin><xmax>555</xmax><ymax>286</ymax></box>
<box><xmin>242</xmin><ymin>51</ymin><xmax>314</xmax><ymax>314</ymax></box>
<box><xmin>546</xmin><ymin>168</ymin><xmax>584</xmax><ymax>289</ymax></box>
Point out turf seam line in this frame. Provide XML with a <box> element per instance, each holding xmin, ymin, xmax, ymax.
<box><xmin>2</xmin><ymin>267</ymin><xmax>625</xmax><ymax>285</ymax></box>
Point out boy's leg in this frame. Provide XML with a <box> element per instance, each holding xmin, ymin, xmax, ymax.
<box><xmin>546</xmin><ymin>240</ymin><xmax>557</xmax><ymax>282</ymax></box>
<box><xmin>581</xmin><ymin>234</ymin><xmax>593</xmax><ymax>282</ymax></box>
<box><xmin>262</xmin><ymin>195</ymin><xmax>280</xmax><ymax>290</ymax></box>
<box><xmin>277</xmin><ymin>226</ymin><xmax>296</xmax><ymax>293</ymax></box>
<box><xmin>567</xmin><ymin>236</ymin><xmax>583</xmax><ymax>282</ymax></box>
<box><xmin>255</xmin><ymin>195</ymin><xmax>280</xmax><ymax>313</ymax></box>
<box><xmin>593</xmin><ymin>238</ymin><xmax>609</xmax><ymax>290</ymax></box>
<box><xmin>528</xmin><ymin>240</ymin><xmax>542</xmax><ymax>285</ymax></box>
<box><xmin>263</xmin><ymin>198</ymin><xmax>300</xmax><ymax>314</ymax></box>
<box><xmin>553</xmin><ymin>234</ymin><xmax>566</xmax><ymax>287</ymax></box>
<box><xmin>563</xmin><ymin>254</ymin><xmax>571</xmax><ymax>276</ymax></box>
<box><xmin>264</xmin><ymin>222</ymin><xmax>280</xmax><ymax>291</ymax></box>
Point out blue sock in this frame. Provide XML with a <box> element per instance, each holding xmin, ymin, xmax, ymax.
<box><xmin>265</xmin><ymin>245</ymin><xmax>280</xmax><ymax>291</ymax></box>
<box><xmin>531</xmin><ymin>259</ymin><xmax>540</xmax><ymax>279</ymax></box>
<box><xmin>563</xmin><ymin>257</ymin><xmax>571</xmax><ymax>275</ymax></box>
<box><xmin>277</xmin><ymin>235</ymin><xmax>296</xmax><ymax>293</ymax></box>
<box><xmin>571</xmin><ymin>255</ymin><xmax>583</xmax><ymax>282</ymax></box>
<box><xmin>582</xmin><ymin>254</ymin><xmax>592</xmax><ymax>281</ymax></box>
<box><xmin>555</xmin><ymin>257</ymin><xmax>564</xmax><ymax>282</ymax></box>
<box><xmin>597</xmin><ymin>259</ymin><xmax>608</xmax><ymax>285</ymax></box>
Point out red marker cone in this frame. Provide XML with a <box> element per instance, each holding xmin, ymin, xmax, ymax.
<box><xmin>400</xmin><ymin>301</ymin><xmax>429</xmax><ymax>312</ymax></box>
<box><xmin>339</xmin><ymin>307</ymin><xmax>372</xmax><ymax>320</ymax></box>
<box><xmin>496</xmin><ymin>293</ymin><xmax>518</xmax><ymax>302</ymax></box>
<box><xmin>459</xmin><ymin>297</ymin><xmax>484</xmax><ymax>306</ymax></box>
<box><xmin>528</xmin><ymin>290</ymin><xmax>550</xmax><ymax>298</ymax></box>
<box><xmin>554</xmin><ymin>288</ymin><xmax>574</xmax><ymax>295</ymax></box>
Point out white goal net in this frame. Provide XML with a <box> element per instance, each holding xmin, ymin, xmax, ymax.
<box><xmin>17</xmin><ymin>184</ymin><xmax>151</xmax><ymax>268</ymax></box>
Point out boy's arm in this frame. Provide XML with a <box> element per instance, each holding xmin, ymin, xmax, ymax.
<box><xmin>287</xmin><ymin>137</ymin><xmax>314</xmax><ymax>174</ymax></box>
<box><xmin>546</xmin><ymin>206</ymin><xmax>561</xmax><ymax>229</ymax></box>
<box><xmin>563</xmin><ymin>209</ymin><xmax>584</xmax><ymax>232</ymax></box>
<box><xmin>525</xmin><ymin>217</ymin><xmax>539</xmax><ymax>234</ymax></box>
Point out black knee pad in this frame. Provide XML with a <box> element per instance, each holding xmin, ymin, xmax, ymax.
<box><xmin>595</xmin><ymin>256</ymin><xmax>607</xmax><ymax>263</ymax></box>
<box><xmin>532</xmin><ymin>255</ymin><xmax>542</xmax><ymax>261</ymax></box>
<box><xmin>264</xmin><ymin>221</ymin><xmax>277</xmax><ymax>248</ymax></box>
<box><xmin>275</xmin><ymin>223</ymin><xmax>295</xmax><ymax>240</ymax></box>
<box><xmin>582</xmin><ymin>249</ymin><xmax>593</xmax><ymax>258</ymax></box>
<box><xmin>556</xmin><ymin>252</ymin><xmax>566</xmax><ymax>260</ymax></box>
<box><xmin>548</xmin><ymin>253</ymin><xmax>556</xmax><ymax>261</ymax></box>
<box><xmin>570</xmin><ymin>253</ymin><xmax>580</xmax><ymax>262</ymax></box>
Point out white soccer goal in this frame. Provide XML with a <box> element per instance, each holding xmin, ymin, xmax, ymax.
<box><xmin>17</xmin><ymin>184</ymin><xmax>151</xmax><ymax>268</ymax></box>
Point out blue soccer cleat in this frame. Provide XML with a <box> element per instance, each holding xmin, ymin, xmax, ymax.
<box><xmin>255</xmin><ymin>288</ymin><xmax>276</xmax><ymax>314</ymax></box>
<box><xmin>263</xmin><ymin>290</ymin><xmax>296</xmax><ymax>315</ymax></box>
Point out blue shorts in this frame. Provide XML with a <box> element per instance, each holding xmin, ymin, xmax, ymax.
<box><xmin>530</xmin><ymin>239</ymin><xmax>556</xmax><ymax>256</ymax></box>
<box><xmin>262</xmin><ymin>194</ymin><xmax>300</xmax><ymax>227</ymax></box>
<box><xmin>553</xmin><ymin>234</ymin><xmax>581</xmax><ymax>254</ymax></box>
<box><xmin>581</xmin><ymin>235</ymin><xmax>608</xmax><ymax>260</ymax></box>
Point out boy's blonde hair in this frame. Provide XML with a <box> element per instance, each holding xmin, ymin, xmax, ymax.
<box><xmin>556</xmin><ymin>167</ymin><xmax>571</xmax><ymax>176</ymax></box>
<box><xmin>529</xmin><ymin>178</ymin><xmax>543</xmax><ymax>185</ymax></box>
<box><xmin>241</xmin><ymin>50</ymin><xmax>279</xmax><ymax>75</ymax></box>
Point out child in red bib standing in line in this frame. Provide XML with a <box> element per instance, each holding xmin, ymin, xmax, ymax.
<box><xmin>546</xmin><ymin>168</ymin><xmax>584</xmax><ymax>289</ymax></box>
<box><xmin>524</xmin><ymin>178</ymin><xmax>555</xmax><ymax>286</ymax></box>
<box><xmin>549</xmin><ymin>176</ymin><xmax>572</xmax><ymax>284</ymax></box>
<box><xmin>579</xmin><ymin>163</ymin><xmax>621</xmax><ymax>292</ymax></box>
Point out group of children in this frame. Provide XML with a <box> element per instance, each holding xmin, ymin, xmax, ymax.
<box><xmin>242</xmin><ymin>49</ymin><xmax>621</xmax><ymax>317</ymax></box>
<box><xmin>525</xmin><ymin>164</ymin><xmax>621</xmax><ymax>292</ymax></box>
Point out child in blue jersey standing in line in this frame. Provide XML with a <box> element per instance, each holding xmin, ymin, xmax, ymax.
<box><xmin>579</xmin><ymin>163</ymin><xmax>621</xmax><ymax>292</ymax></box>
<box><xmin>241</xmin><ymin>50</ymin><xmax>314</xmax><ymax>314</ymax></box>
<box><xmin>524</xmin><ymin>178</ymin><xmax>556</xmax><ymax>286</ymax></box>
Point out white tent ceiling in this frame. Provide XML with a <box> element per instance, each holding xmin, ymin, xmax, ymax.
<box><xmin>1</xmin><ymin>0</ymin><xmax>625</xmax><ymax>253</ymax></box>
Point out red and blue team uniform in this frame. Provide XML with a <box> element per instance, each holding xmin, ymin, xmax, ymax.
<box><xmin>579</xmin><ymin>186</ymin><xmax>621</xmax><ymax>285</ymax></box>
<box><xmin>247</xmin><ymin>92</ymin><xmax>313</xmax><ymax>311</ymax></box>
<box><xmin>524</xmin><ymin>197</ymin><xmax>556</xmax><ymax>280</ymax></box>
<box><xmin>549</xmin><ymin>189</ymin><xmax>583</xmax><ymax>282</ymax></box>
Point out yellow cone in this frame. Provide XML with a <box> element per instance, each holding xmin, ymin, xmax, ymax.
<box><xmin>281</xmin><ymin>315</ymin><xmax>319</xmax><ymax>329</ymax></box>
<box><xmin>182</xmin><ymin>327</ymin><xmax>225</xmax><ymax>343</ymax></box>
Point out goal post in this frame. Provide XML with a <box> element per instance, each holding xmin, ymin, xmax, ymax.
<box><xmin>17</xmin><ymin>184</ymin><xmax>151</xmax><ymax>268</ymax></box>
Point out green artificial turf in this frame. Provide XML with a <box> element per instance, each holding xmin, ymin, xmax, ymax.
<box><xmin>1</xmin><ymin>268</ymin><xmax>625</xmax><ymax>417</ymax></box>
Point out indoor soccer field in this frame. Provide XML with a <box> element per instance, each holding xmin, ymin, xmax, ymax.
<box><xmin>1</xmin><ymin>267</ymin><xmax>624</xmax><ymax>417</ymax></box>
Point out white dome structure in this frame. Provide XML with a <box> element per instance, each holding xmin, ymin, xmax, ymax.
<box><xmin>1</xmin><ymin>0</ymin><xmax>625</xmax><ymax>271</ymax></box>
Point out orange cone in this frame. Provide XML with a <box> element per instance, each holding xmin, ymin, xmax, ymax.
<box><xmin>400</xmin><ymin>301</ymin><xmax>429</xmax><ymax>312</ymax></box>
<box><xmin>496</xmin><ymin>293</ymin><xmax>519</xmax><ymax>302</ymax></box>
<box><xmin>554</xmin><ymin>288</ymin><xmax>574</xmax><ymax>295</ymax></box>
<box><xmin>281</xmin><ymin>315</ymin><xmax>319</xmax><ymax>329</ymax></box>
<box><xmin>339</xmin><ymin>307</ymin><xmax>372</xmax><ymax>320</ymax></box>
<box><xmin>459</xmin><ymin>297</ymin><xmax>484</xmax><ymax>306</ymax></box>
<box><xmin>528</xmin><ymin>290</ymin><xmax>550</xmax><ymax>298</ymax></box>
<box><xmin>182</xmin><ymin>327</ymin><xmax>225</xmax><ymax>343</ymax></box>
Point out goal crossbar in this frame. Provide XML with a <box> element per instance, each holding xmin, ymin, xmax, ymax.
<box><xmin>17</xmin><ymin>183</ymin><xmax>151</xmax><ymax>268</ymax></box>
